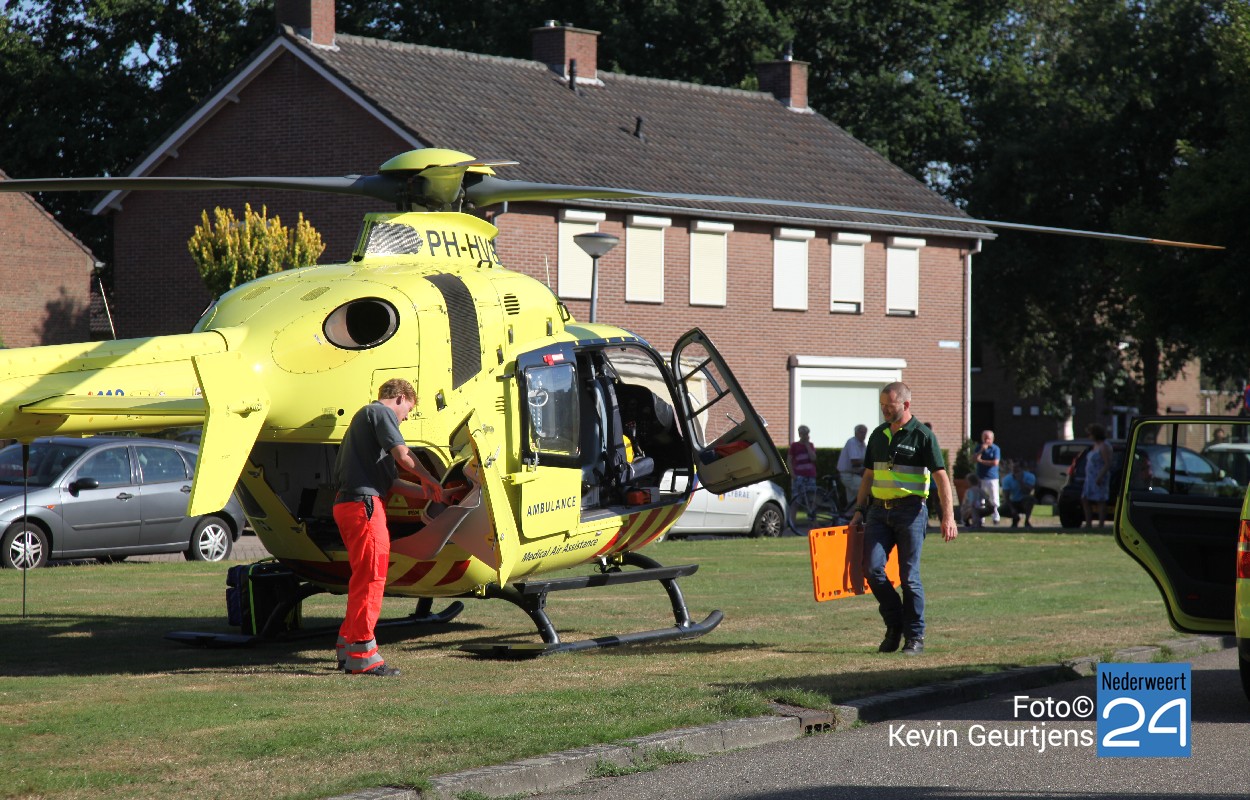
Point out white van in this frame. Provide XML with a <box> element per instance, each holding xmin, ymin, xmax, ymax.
<box><xmin>1033</xmin><ymin>439</ymin><xmax>1092</xmax><ymax>505</ymax></box>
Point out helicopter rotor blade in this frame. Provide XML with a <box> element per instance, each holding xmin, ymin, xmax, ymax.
<box><xmin>0</xmin><ymin>174</ymin><xmax>407</xmax><ymax>204</ymax></box>
<box><xmin>464</xmin><ymin>176</ymin><xmax>1222</xmax><ymax>250</ymax></box>
<box><xmin>0</xmin><ymin>150</ymin><xmax>1222</xmax><ymax>250</ymax></box>
<box><xmin>0</xmin><ymin>159</ymin><xmax>525</xmax><ymax>212</ymax></box>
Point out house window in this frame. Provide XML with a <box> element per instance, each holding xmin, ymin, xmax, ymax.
<box><xmin>886</xmin><ymin>236</ymin><xmax>925</xmax><ymax>316</ymax></box>
<box><xmin>626</xmin><ymin>215</ymin><xmax>670</xmax><ymax>304</ymax></box>
<box><xmin>788</xmin><ymin>355</ymin><xmax>906</xmax><ymax>447</ymax></box>
<box><xmin>689</xmin><ymin>220</ymin><xmax>733</xmax><ymax>307</ymax></box>
<box><xmin>830</xmin><ymin>232</ymin><xmax>870</xmax><ymax>314</ymax></box>
<box><xmin>773</xmin><ymin>227</ymin><xmax>814</xmax><ymax>311</ymax></box>
<box><xmin>557</xmin><ymin>209</ymin><xmax>606</xmax><ymax>300</ymax></box>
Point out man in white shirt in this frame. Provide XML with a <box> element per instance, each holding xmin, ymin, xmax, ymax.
<box><xmin>837</xmin><ymin>424</ymin><xmax>868</xmax><ymax>502</ymax></box>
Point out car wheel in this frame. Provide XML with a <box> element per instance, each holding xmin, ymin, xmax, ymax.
<box><xmin>752</xmin><ymin>503</ymin><xmax>784</xmax><ymax>538</ymax></box>
<box><xmin>2</xmin><ymin>522</ymin><xmax>49</xmax><ymax>570</ymax></box>
<box><xmin>1036</xmin><ymin>490</ymin><xmax>1057</xmax><ymax>507</ymax></box>
<box><xmin>186</xmin><ymin>516</ymin><xmax>232</xmax><ymax>562</ymax></box>
<box><xmin>1058</xmin><ymin>505</ymin><xmax>1083</xmax><ymax>528</ymax></box>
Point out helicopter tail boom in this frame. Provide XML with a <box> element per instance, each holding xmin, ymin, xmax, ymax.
<box><xmin>0</xmin><ymin>326</ymin><xmax>268</xmax><ymax>516</ymax></box>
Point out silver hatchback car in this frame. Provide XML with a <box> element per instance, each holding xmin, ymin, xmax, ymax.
<box><xmin>0</xmin><ymin>436</ymin><xmax>247</xmax><ymax>569</ymax></box>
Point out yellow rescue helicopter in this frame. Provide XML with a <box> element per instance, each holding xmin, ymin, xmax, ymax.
<box><xmin>0</xmin><ymin>148</ymin><xmax>1222</xmax><ymax>655</ymax></box>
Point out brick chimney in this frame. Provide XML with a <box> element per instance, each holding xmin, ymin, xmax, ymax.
<box><xmin>756</xmin><ymin>49</ymin><xmax>809</xmax><ymax>111</ymax></box>
<box><xmin>531</xmin><ymin>21</ymin><xmax>600</xmax><ymax>83</ymax></box>
<box><xmin>276</xmin><ymin>0</ymin><xmax>335</xmax><ymax>47</ymax></box>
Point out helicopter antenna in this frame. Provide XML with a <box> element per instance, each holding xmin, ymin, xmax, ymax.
<box><xmin>94</xmin><ymin>262</ymin><xmax>117</xmax><ymax>340</ymax></box>
<box><xmin>543</xmin><ymin>254</ymin><xmax>552</xmax><ymax>289</ymax></box>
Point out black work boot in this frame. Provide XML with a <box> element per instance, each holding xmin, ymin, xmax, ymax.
<box><xmin>901</xmin><ymin>637</ymin><xmax>925</xmax><ymax>656</ymax></box>
<box><xmin>878</xmin><ymin>625</ymin><xmax>903</xmax><ymax>653</ymax></box>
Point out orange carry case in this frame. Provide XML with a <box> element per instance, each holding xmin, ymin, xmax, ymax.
<box><xmin>808</xmin><ymin>525</ymin><xmax>900</xmax><ymax>602</ymax></box>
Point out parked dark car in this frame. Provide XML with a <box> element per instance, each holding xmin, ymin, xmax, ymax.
<box><xmin>0</xmin><ymin>436</ymin><xmax>247</xmax><ymax>569</ymax></box>
<box><xmin>1058</xmin><ymin>441</ymin><xmax>1238</xmax><ymax>528</ymax></box>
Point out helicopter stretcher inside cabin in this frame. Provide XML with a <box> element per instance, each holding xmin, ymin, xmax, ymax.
<box><xmin>0</xmin><ymin>149</ymin><xmax>1220</xmax><ymax>656</ymax></box>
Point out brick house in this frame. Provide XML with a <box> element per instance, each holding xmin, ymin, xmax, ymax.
<box><xmin>0</xmin><ymin>170</ymin><xmax>98</xmax><ymax>348</ymax></box>
<box><xmin>93</xmin><ymin>0</ymin><xmax>991</xmax><ymax>451</ymax></box>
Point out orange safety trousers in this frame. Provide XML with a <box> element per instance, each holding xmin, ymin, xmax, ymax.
<box><xmin>333</xmin><ymin>499</ymin><xmax>391</xmax><ymax>646</ymax></box>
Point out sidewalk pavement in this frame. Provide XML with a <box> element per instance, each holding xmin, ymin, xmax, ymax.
<box><xmin>127</xmin><ymin>531</ymin><xmax>271</xmax><ymax>563</ymax></box>
<box><xmin>325</xmin><ymin>634</ymin><xmax>1232</xmax><ymax>800</ymax></box>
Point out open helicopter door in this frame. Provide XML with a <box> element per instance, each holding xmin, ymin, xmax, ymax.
<box><xmin>1115</xmin><ymin>416</ymin><xmax>1248</xmax><ymax>634</ymax></box>
<box><xmin>670</xmin><ymin>329</ymin><xmax>786</xmax><ymax>494</ymax></box>
<box><xmin>459</xmin><ymin>410</ymin><xmax>522</xmax><ymax>586</ymax></box>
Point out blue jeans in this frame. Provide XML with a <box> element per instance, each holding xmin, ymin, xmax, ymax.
<box><xmin>863</xmin><ymin>500</ymin><xmax>928</xmax><ymax>640</ymax></box>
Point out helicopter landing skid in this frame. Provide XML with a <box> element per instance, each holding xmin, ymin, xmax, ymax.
<box><xmin>165</xmin><ymin>596</ymin><xmax>466</xmax><ymax>648</ymax></box>
<box><xmin>462</xmin><ymin>552</ymin><xmax>723</xmax><ymax>659</ymax></box>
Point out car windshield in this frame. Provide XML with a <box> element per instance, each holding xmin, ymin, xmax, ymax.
<box><xmin>1128</xmin><ymin>444</ymin><xmax>1239</xmax><ymax>496</ymax></box>
<box><xmin>0</xmin><ymin>442</ymin><xmax>88</xmax><ymax>487</ymax></box>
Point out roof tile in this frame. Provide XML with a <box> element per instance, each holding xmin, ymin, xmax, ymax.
<box><xmin>295</xmin><ymin>33</ymin><xmax>988</xmax><ymax>236</ymax></box>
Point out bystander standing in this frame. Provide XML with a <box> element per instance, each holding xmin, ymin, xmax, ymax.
<box><xmin>974</xmin><ymin>430</ymin><xmax>1001</xmax><ymax>524</ymax></box>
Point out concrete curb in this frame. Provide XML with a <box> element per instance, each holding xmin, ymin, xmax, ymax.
<box><xmin>328</xmin><ymin>634</ymin><xmax>1232</xmax><ymax>800</ymax></box>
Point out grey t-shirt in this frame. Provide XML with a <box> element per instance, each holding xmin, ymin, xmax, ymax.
<box><xmin>334</xmin><ymin>401</ymin><xmax>406</xmax><ymax>497</ymax></box>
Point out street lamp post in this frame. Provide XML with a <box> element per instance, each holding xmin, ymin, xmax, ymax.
<box><xmin>573</xmin><ymin>231</ymin><xmax>619</xmax><ymax>323</ymax></box>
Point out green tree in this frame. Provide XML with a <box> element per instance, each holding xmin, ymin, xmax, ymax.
<box><xmin>782</xmin><ymin>0</ymin><xmax>1007</xmax><ymax>183</ymax></box>
<box><xmin>188</xmin><ymin>204</ymin><xmax>324</xmax><ymax>298</ymax></box>
<box><xmin>960</xmin><ymin>0</ymin><xmax>1237</xmax><ymax>416</ymax></box>
<box><xmin>0</xmin><ymin>1</ymin><xmax>273</xmax><ymax>258</ymax></box>
<box><xmin>1156</xmin><ymin>1</ymin><xmax>1250</xmax><ymax>392</ymax></box>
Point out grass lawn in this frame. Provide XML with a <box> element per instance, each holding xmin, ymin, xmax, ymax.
<box><xmin>0</xmin><ymin>531</ymin><xmax>1177</xmax><ymax>800</ymax></box>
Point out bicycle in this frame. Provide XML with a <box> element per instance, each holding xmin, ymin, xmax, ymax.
<box><xmin>787</xmin><ymin>474</ymin><xmax>848</xmax><ymax>532</ymax></box>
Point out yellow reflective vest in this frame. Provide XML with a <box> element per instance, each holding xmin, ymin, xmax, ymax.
<box><xmin>865</xmin><ymin>417</ymin><xmax>947</xmax><ymax>501</ymax></box>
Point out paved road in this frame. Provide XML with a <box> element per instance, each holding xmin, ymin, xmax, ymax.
<box><xmin>124</xmin><ymin>531</ymin><xmax>270</xmax><ymax>563</ymax></box>
<box><xmin>529</xmin><ymin>647</ymin><xmax>1250</xmax><ymax>800</ymax></box>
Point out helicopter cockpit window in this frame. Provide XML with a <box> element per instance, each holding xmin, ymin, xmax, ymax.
<box><xmin>524</xmin><ymin>363</ymin><xmax>579</xmax><ymax>459</ymax></box>
<box><xmin>673</xmin><ymin>344</ymin><xmax>749</xmax><ymax>450</ymax></box>
<box><xmin>323</xmin><ymin>298</ymin><xmax>400</xmax><ymax>350</ymax></box>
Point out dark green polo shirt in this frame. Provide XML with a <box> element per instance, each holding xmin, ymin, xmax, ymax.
<box><xmin>864</xmin><ymin>416</ymin><xmax>946</xmax><ymax>500</ymax></box>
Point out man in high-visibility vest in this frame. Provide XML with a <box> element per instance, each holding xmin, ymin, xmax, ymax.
<box><xmin>848</xmin><ymin>382</ymin><xmax>958</xmax><ymax>656</ymax></box>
